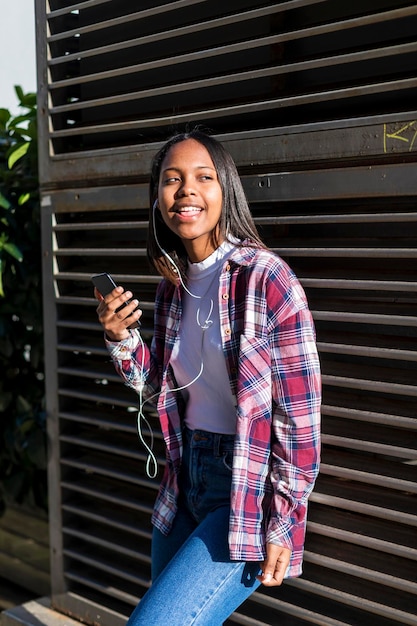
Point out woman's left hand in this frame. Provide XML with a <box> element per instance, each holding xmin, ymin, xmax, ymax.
<box><xmin>257</xmin><ymin>544</ymin><xmax>292</xmax><ymax>586</ymax></box>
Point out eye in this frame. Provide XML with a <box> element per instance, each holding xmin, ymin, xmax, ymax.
<box><xmin>163</xmin><ymin>176</ymin><xmax>181</xmax><ymax>184</ymax></box>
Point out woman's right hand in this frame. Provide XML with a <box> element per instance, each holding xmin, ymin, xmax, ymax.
<box><xmin>95</xmin><ymin>285</ymin><xmax>142</xmax><ymax>341</ymax></box>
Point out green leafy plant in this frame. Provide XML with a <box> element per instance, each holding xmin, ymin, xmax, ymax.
<box><xmin>0</xmin><ymin>86</ymin><xmax>46</xmax><ymax>514</ymax></box>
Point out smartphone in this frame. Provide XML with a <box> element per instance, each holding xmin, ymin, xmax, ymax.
<box><xmin>91</xmin><ymin>272</ymin><xmax>118</xmax><ymax>297</ymax></box>
<box><xmin>91</xmin><ymin>272</ymin><xmax>141</xmax><ymax>328</ymax></box>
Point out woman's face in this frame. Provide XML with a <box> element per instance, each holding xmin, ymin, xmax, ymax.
<box><xmin>157</xmin><ymin>138</ymin><xmax>224</xmax><ymax>263</ymax></box>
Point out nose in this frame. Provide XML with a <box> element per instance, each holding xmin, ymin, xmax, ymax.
<box><xmin>175</xmin><ymin>176</ymin><xmax>196</xmax><ymax>198</ymax></box>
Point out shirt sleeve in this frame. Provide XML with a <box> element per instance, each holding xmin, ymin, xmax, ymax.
<box><xmin>266</xmin><ymin>271</ymin><xmax>321</xmax><ymax>552</ymax></box>
<box><xmin>105</xmin><ymin>328</ymin><xmax>161</xmax><ymax>403</ymax></box>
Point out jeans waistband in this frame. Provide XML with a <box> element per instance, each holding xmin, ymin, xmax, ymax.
<box><xmin>183</xmin><ymin>426</ymin><xmax>235</xmax><ymax>455</ymax></box>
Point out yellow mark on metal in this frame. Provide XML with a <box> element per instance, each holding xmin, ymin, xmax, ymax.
<box><xmin>383</xmin><ymin>121</ymin><xmax>417</xmax><ymax>153</ymax></box>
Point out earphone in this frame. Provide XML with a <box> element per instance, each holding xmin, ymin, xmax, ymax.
<box><xmin>135</xmin><ymin>199</ymin><xmax>216</xmax><ymax>477</ymax></box>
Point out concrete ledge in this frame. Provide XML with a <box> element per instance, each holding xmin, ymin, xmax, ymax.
<box><xmin>1</xmin><ymin>598</ymin><xmax>80</xmax><ymax>626</ymax></box>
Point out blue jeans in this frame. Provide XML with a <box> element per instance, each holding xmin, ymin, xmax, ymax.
<box><xmin>126</xmin><ymin>428</ymin><xmax>261</xmax><ymax>625</ymax></box>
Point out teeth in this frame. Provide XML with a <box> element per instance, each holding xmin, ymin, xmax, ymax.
<box><xmin>178</xmin><ymin>207</ymin><xmax>201</xmax><ymax>213</ymax></box>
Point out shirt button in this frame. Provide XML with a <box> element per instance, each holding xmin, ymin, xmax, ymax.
<box><xmin>225</xmin><ymin>328</ymin><xmax>231</xmax><ymax>335</ymax></box>
<box><xmin>222</xmin><ymin>293</ymin><xmax>229</xmax><ymax>300</ymax></box>
<box><xmin>225</xmin><ymin>264</ymin><xmax>231</xmax><ymax>271</ymax></box>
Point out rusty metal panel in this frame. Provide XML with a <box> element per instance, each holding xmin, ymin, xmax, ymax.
<box><xmin>36</xmin><ymin>1</ymin><xmax>417</xmax><ymax>626</ymax></box>
<box><xmin>38</xmin><ymin>0</ymin><xmax>417</xmax><ymax>185</ymax></box>
<box><xmin>40</xmin><ymin>183</ymin><xmax>417</xmax><ymax>626</ymax></box>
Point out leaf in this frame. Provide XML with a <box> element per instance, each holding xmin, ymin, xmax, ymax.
<box><xmin>4</xmin><ymin>242</ymin><xmax>23</xmax><ymax>262</ymax></box>
<box><xmin>14</xmin><ymin>86</ymin><xmax>36</xmax><ymax>109</ymax></box>
<box><xmin>8</xmin><ymin>114</ymin><xmax>31</xmax><ymax>128</ymax></box>
<box><xmin>8</xmin><ymin>142</ymin><xmax>30</xmax><ymax>169</ymax></box>
<box><xmin>28</xmin><ymin>119</ymin><xmax>38</xmax><ymax>140</ymax></box>
<box><xmin>14</xmin><ymin>85</ymin><xmax>25</xmax><ymax>103</ymax></box>
<box><xmin>0</xmin><ymin>192</ymin><xmax>11</xmax><ymax>210</ymax></box>
<box><xmin>10</xmin><ymin>127</ymin><xmax>31</xmax><ymax>141</ymax></box>
<box><xmin>17</xmin><ymin>414</ymin><xmax>35</xmax><ymax>433</ymax></box>
<box><xmin>0</xmin><ymin>108</ymin><xmax>11</xmax><ymax>128</ymax></box>
<box><xmin>18</xmin><ymin>193</ymin><xmax>31</xmax><ymax>206</ymax></box>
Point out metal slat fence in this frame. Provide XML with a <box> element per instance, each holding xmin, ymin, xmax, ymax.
<box><xmin>36</xmin><ymin>1</ymin><xmax>417</xmax><ymax>625</ymax></box>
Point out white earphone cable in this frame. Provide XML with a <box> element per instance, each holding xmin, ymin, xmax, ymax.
<box><xmin>135</xmin><ymin>201</ymin><xmax>215</xmax><ymax>477</ymax></box>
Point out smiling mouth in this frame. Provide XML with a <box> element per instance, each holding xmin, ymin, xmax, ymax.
<box><xmin>174</xmin><ymin>206</ymin><xmax>203</xmax><ymax>216</ymax></box>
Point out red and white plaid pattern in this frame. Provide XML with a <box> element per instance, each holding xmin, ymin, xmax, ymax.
<box><xmin>107</xmin><ymin>243</ymin><xmax>321</xmax><ymax>577</ymax></box>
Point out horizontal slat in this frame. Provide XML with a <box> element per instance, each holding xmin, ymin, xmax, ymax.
<box><xmin>318</xmin><ymin>342</ymin><xmax>417</xmax><ymax>361</ymax></box>
<box><xmin>47</xmin><ymin>0</ymin><xmax>113</xmax><ymax>19</ymax></box>
<box><xmin>58</xmin><ymin>343</ymin><xmax>108</xmax><ymax>356</ymax></box>
<box><xmin>58</xmin><ymin>365</ymin><xmax>121</xmax><ymax>383</ymax></box>
<box><xmin>249</xmin><ymin>592</ymin><xmax>358</xmax><ymax>626</ymax></box>
<box><xmin>58</xmin><ymin>387</ymin><xmax>141</xmax><ymax>408</ymax></box>
<box><xmin>320</xmin><ymin>404</ymin><xmax>417</xmax><ymax>430</ymax></box>
<box><xmin>55</xmin><ymin>272</ymin><xmax>159</xmax><ymax>285</ymax></box>
<box><xmin>61</xmin><ymin>456</ymin><xmax>155</xmax><ymax>489</ymax></box>
<box><xmin>303</xmin><ymin>278</ymin><xmax>417</xmax><ymax>291</ymax></box>
<box><xmin>50</xmin><ymin>40</ymin><xmax>417</xmax><ymax>112</ymax></box>
<box><xmin>62</xmin><ymin>504</ymin><xmax>151</xmax><ymax>539</ymax></box>
<box><xmin>59</xmin><ymin>435</ymin><xmax>147</xmax><ymax>461</ymax></box>
<box><xmin>63</xmin><ymin>548</ymin><xmax>146</xmax><ymax>586</ymax></box>
<box><xmin>319</xmin><ymin>462</ymin><xmax>417</xmax><ymax>493</ymax></box>
<box><xmin>60</xmin><ymin>410</ymin><xmax>137</xmax><ymax>433</ymax></box>
<box><xmin>47</xmin><ymin>4</ymin><xmax>417</xmax><ymax>69</ymax></box>
<box><xmin>64</xmin><ymin>571</ymin><xmax>140</xmax><ymax>605</ymax></box>
<box><xmin>256</xmin><ymin>212</ymin><xmax>417</xmax><ymax>224</ymax></box>
<box><xmin>47</xmin><ymin>0</ymin><xmax>328</xmax><ymax>62</ymax></box>
<box><xmin>275</xmin><ymin>248</ymin><xmax>417</xmax><ymax>258</ymax></box>
<box><xmin>60</xmin><ymin>489</ymin><xmax>153</xmax><ymax>520</ymax></box>
<box><xmin>56</xmin><ymin>320</ymin><xmax>155</xmax><ymax>340</ymax></box>
<box><xmin>49</xmin><ymin>6</ymin><xmax>287</xmax><ymax>85</ymax></box>
<box><xmin>63</xmin><ymin>526</ymin><xmax>149</xmax><ymax>561</ymax></box>
<box><xmin>309</xmin><ymin>492</ymin><xmax>417</xmax><ymax>527</ymax></box>
<box><xmin>49</xmin><ymin>77</ymin><xmax>417</xmax><ymax>139</ymax></box>
<box><xmin>39</xmin><ymin>112</ymin><xmax>417</xmax><ymax>180</ymax></box>
<box><xmin>287</xmin><ymin>578</ymin><xmax>417</xmax><ymax>626</ymax></box>
<box><xmin>308</xmin><ymin>522</ymin><xmax>417</xmax><ymax>561</ymax></box>
<box><xmin>322</xmin><ymin>374</ymin><xmax>417</xmax><ymax>397</ymax></box>
<box><xmin>54</xmin><ymin>220</ymin><xmax>149</xmax><ymax>231</ymax></box>
<box><xmin>51</xmin><ymin>213</ymin><xmax>417</xmax><ymax>228</ymax></box>
<box><xmin>227</xmin><ymin>612</ymin><xmax>276</xmax><ymax>626</ymax></box>
<box><xmin>47</xmin><ymin>0</ymin><xmax>210</xmax><ymax>41</ymax></box>
<box><xmin>54</xmin><ymin>248</ymin><xmax>146</xmax><ymax>256</ymax></box>
<box><xmin>304</xmin><ymin>551</ymin><xmax>417</xmax><ymax>594</ymax></box>
<box><xmin>44</xmin><ymin>165</ymin><xmax>417</xmax><ymax>204</ymax></box>
<box><xmin>313</xmin><ymin>311</ymin><xmax>417</xmax><ymax>327</ymax></box>
<box><xmin>321</xmin><ymin>434</ymin><xmax>416</xmax><ymax>460</ymax></box>
<box><xmin>246</xmin><ymin>163</ymin><xmax>417</xmax><ymax>201</ymax></box>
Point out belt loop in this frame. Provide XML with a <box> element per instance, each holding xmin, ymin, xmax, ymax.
<box><xmin>214</xmin><ymin>434</ymin><xmax>221</xmax><ymax>457</ymax></box>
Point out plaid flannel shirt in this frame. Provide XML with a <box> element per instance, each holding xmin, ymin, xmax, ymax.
<box><xmin>106</xmin><ymin>244</ymin><xmax>321</xmax><ymax>577</ymax></box>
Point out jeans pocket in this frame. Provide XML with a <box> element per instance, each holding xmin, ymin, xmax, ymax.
<box><xmin>222</xmin><ymin>450</ymin><xmax>233</xmax><ymax>472</ymax></box>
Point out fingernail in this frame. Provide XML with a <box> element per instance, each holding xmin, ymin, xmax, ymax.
<box><xmin>264</xmin><ymin>573</ymin><xmax>272</xmax><ymax>582</ymax></box>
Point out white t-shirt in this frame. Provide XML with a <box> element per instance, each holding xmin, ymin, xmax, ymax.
<box><xmin>170</xmin><ymin>241</ymin><xmax>237</xmax><ymax>434</ymax></box>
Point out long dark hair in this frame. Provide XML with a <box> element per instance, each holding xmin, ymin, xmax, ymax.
<box><xmin>147</xmin><ymin>130</ymin><xmax>265</xmax><ymax>284</ymax></box>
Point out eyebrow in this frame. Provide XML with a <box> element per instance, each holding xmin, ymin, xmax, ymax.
<box><xmin>162</xmin><ymin>165</ymin><xmax>216</xmax><ymax>173</ymax></box>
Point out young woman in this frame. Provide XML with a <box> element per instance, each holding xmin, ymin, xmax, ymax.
<box><xmin>95</xmin><ymin>130</ymin><xmax>321</xmax><ymax>625</ymax></box>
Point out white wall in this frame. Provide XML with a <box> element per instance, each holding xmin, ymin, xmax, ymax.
<box><xmin>0</xmin><ymin>0</ymin><xmax>37</xmax><ymax>115</ymax></box>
